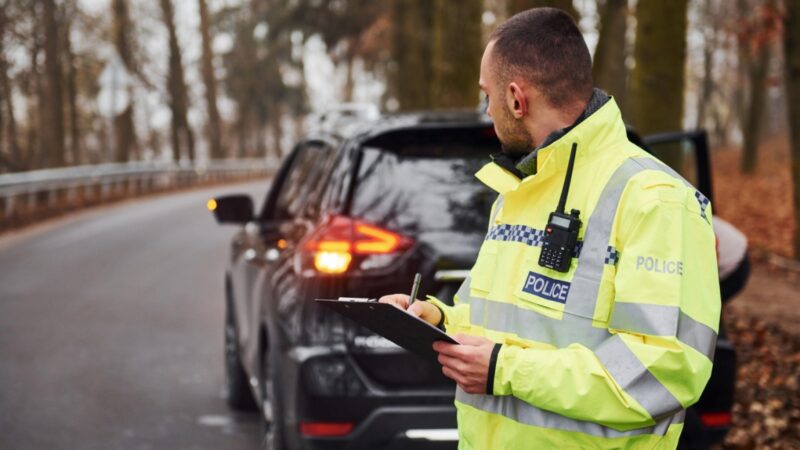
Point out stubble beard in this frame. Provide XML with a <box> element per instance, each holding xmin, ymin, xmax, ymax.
<box><xmin>497</xmin><ymin>106</ymin><xmax>533</xmax><ymax>158</ymax></box>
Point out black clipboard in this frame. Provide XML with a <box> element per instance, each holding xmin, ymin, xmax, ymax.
<box><xmin>316</xmin><ymin>299</ymin><xmax>459</xmax><ymax>362</ymax></box>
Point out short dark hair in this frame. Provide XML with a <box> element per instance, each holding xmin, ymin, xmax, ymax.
<box><xmin>489</xmin><ymin>7</ymin><xmax>592</xmax><ymax>109</ymax></box>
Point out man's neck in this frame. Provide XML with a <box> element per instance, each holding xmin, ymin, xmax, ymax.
<box><xmin>531</xmin><ymin>103</ymin><xmax>586</xmax><ymax>148</ymax></box>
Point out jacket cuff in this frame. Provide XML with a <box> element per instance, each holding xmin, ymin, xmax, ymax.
<box><xmin>492</xmin><ymin>344</ymin><xmax>518</xmax><ymax>396</ymax></box>
<box><xmin>486</xmin><ymin>343</ymin><xmax>503</xmax><ymax>395</ymax></box>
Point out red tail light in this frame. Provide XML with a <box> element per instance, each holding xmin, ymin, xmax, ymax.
<box><xmin>301</xmin><ymin>215</ymin><xmax>414</xmax><ymax>274</ymax></box>
<box><xmin>299</xmin><ymin>421</ymin><xmax>354</xmax><ymax>437</ymax></box>
<box><xmin>700</xmin><ymin>411</ymin><xmax>732</xmax><ymax>427</ymax></box>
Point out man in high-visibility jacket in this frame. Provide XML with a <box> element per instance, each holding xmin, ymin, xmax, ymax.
<box><xmin>380</xmin><ymin>7</ymin><xmax>720</xmax><ymax>450</ymax></box>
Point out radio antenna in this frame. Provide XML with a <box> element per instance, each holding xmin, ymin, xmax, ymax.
<box><xmin>556</xmin><ymin>142</ymin><xmax>578</xmax><ymax>214</ymax></box>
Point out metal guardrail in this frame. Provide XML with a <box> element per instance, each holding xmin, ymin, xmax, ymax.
<box><xmin>0</xmin><ymin>158</ymin><xmax>278</xmax><ymax>226</ymax></box>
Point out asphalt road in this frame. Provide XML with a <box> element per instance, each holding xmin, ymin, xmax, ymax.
<box><xmin>0</xmin><ymin>180</ymin><xmax>270</xmax><ymax>450</ymax></box>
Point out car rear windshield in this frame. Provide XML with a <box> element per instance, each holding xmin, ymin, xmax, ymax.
<box><xmin>351</xmin><ymin>127</ymin><xmax>498</xmax><ymax>257</ymax></box>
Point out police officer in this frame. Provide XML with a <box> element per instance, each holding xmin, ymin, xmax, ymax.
<box><xmin>380</xmin><ymin>7</ymin><xmax>720</xmax><ymax>450</ymax></box>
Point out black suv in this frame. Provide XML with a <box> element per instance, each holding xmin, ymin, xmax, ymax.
<box><xmin>210</xmin><ymin>110</ymin><xmax>743</xmax><ymax>450</ymax></box>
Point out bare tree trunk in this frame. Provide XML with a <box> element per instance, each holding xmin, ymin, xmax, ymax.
<box><xmin>391</xmin><ymin>0</ymin><xmax>434</xmax><ymax>110</ymax></box>
<box><xmin>738</xmin><ymin>0</ymin><xmax>778</xmax><ymax>174</ymax></box>
<box><xmin>236</xmin><ymin>110</ymin><xmax>249</xmax><ymax>158</ymax></box>
<box><xmin>785</xmin><ymin>0</ymin><xmax>800</xmax><ymax>259</ymax></box>
<box><xmin>112</xmin><ymin>0</ymin><xmax>137</xmax><ymax>163</ymax></box>
<box><xmin>160</xmin><ymin>0</ymin><xmax>195</xmax><ymax>162</ymax></box>
<box><xmin>269</xmin><ymin>103</ymin><xmax>282</xmax><ymax>159</ymax></box>
<box><xmin>0</xmin><ymin>4</ymin><xmax>13</xmax><ymax>171</ymax></box>
<box><xmin>197</xmin><ymin>0</ymin><xmax>224</xmax><ymax>160</ymax></box>
<box><xmin>695</xmin><ymin>0</ymin><xmax>721</xmax><ymax>132</ymax></box>
<box><xmin>32</xmin><ymin>30</ymin><xmax>47</xmax><ymax>169</ymax></box>
<box><xmin>592</xmin><ymin>0</ymin><xmax>628</xmax><ymax>108</ymax></box>
<box><xmin>0</xmin><ymin>37</ymin><xmax>20</xmax><ymax>169</ymax></box>
<box><xmin>343</xmin><ymin>41</ymin><xmax>357</xmax><ymax>103</ymax></box>
<box><xmin>507</xmin><ymin>0</ymin><xmax>579</xmax><ymax>21</ymax></box>
<box><xmin>741</xmin><ymin>44</ymin><xmax>770</xmax><ymax>173</ymax></box>
<box><xmin>629</xmin><ymin>0</ymin><xmax>688</xmax><ymax>171</ymax></box>
<box><xmin>63</xmin><ymin>19</ymin><xmax>81</xmax><ymax>166</ymax></box>
<box><xmin>42</xmin><ymin>0</ymin><xmax>65</xmax><ymax>168</ymax></box>
<box><xmin>431</xmin><ymin>0</ymin><xmax>482</xmax><ymax>109</ymax></box>
<box><xmin>696</xmin><ymin>33</ymin><xmax>714</xmax><ymax>130</ymax></box>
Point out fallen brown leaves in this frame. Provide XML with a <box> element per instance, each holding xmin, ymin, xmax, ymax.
<box><xmin>692</xmin><ymin>140</ymin><xmax>800</xmax><ymax>447</ymax></box>
<box><xmin>721</xmin><ymin>309</ymin><xmax>800</xmax><ymax>449</ymax></box>
<box><xmin>711</xmin><ymin>139</ymin><xmax>796</xmax><ymax>259</ymax></box>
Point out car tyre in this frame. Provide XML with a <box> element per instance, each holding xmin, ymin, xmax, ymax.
<box><xmin>225</xmin><ymin>302</ymin><xmax>257</xmax><ymax>411</ymax></box>
<box><xmin>261</xmin><ymin>347</ymin><xmax>287</xmax><ymax>450</ymax></box>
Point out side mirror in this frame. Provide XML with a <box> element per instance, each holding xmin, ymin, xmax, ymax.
<box><xmin>208</xmin><ymin>194</ymin><xmax>254</xmax><ymax>225</ymax></box>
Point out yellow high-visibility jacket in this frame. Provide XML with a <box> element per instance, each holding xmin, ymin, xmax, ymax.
<box><xmin>428</xmin><ymin>98</ymin><xmax>720</xmax><ymax>449</ymax></box>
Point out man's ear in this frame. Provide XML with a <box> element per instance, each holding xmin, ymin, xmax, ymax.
<box><xmin>507</xmin><ymin>82</ymin><xmax>527</xmax><ymax>119</ymax></box>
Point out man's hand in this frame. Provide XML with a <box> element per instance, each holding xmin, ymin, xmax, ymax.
<box><xmin>378</xmin><ymin>294</ymin><xmax>442</xmax><ymax>326</ymax></box>
<box><xmin>433</xmin><ymin>334</ymin><xmax>496</xmax><ymax>394</ymax></box>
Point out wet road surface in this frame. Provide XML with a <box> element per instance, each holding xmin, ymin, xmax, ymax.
<box><xmin>0</xmin><ymin>181</ymin><xmax>269</xmax><ymax>449</ymax></box>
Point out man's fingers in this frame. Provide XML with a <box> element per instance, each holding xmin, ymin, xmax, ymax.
<box><xmin>433</xmin><ymin>341</ymin><xmax>467</xmax><ymax>358</ymax></box>
<box><xmin>407</xmin><ymin>302</ymin><xmax>425</xmax><ymax>318</ymax></box>
<box><xmin>441</xmin><ymin>366</ymin><xmax>467</xmax><ymax>386</ymax></box>
<box><xmin>437</xmin><ymin>353</ymin><xmax>468</xmax><ymax>373</ymax></box>
<box><xmin>378</xmin><ymin>294</ymin><xmax>409</xmax><ymax>310</ymax></box>
<box><xmin>454</xmin><ymin>333</ymin><xmax>489</xmax><ymax>346</ymax></box>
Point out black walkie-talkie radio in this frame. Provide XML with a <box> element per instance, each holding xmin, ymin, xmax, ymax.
<box><xmin>538</xmin><ymin>142</ymin><xmax>582</xmax><ymax>273</ymax></box>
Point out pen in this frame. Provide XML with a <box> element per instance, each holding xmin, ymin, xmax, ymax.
<box><xmin>408</xmin><ymin>273</ymin><xmax>422</xmax><ymax>308</ymax></box>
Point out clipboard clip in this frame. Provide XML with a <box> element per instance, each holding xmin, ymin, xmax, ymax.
<box><xmin>337</xmin><ymin>297</ymin><xmax>377</xmax><ymax>303</ymax></box>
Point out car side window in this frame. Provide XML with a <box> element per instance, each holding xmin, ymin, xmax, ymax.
<box><xmin>273</xmin><ymin>144</ymin><xmax>320</xmax><ymax>221</ymax></box>
<box><xmin>273</xmin><ymin>142</ymin><xmax>339</xmax><ymax>222</ymax></box>
<box><xmin>320</xmin><ymin>145</ymin><xmax>356</xmax><ymax>215</ymax></box>
<box><xmin>301</xmin><ymin>147</ymin><xmax>340</xmax><ymax>221</ymax></box>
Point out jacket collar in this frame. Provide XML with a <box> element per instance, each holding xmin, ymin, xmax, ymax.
<box><xmin>475</xmin><ymin>95</ymin><xmax>628</xmax><ymax>195</ymax></box>
<box><xmin>516</xmin><ymin>88</ymin><xmax>611</xmax><ymax>176</ymax></box>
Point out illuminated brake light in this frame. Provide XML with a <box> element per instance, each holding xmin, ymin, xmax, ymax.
<box><xmin>314</xmin><ymin>251</ymin><xmax>352</xmax><ymax>274</ymax></box>
<box><xmin>319</xmin><ymin>241</ymin><xmax>351</xmax><ymax>252</ymax></box>
<box><xmin>302</xmin><ymin>215</ymin><xmax>413</xmax><ymax>274</ymax></box>
<box><xmin>354</xmin><ymin>224</ymin><xmax>402</xmax><ymax>254</ymax></box>
<box><xmin>299</xmin><ymin>421</ymin><xmax>354</xmax><ymax>437</ymax></box>
<box><xmin>700</xmin><ymin>412</ymin><xmax>732</xmax><ymax>427</ymax></box>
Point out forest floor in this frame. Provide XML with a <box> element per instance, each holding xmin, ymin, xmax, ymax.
<box><xmin>710</xmin><ymin>140</ymin><xmax>800</xmax><ymax>449</ymax></box>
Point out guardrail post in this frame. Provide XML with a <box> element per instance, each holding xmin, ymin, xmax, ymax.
<box><xmin>27</xmin><ymin>190</ymin><xmax>36</xmax><ymax>211</ymax></box>
<box><xmin>47</xmin><ymin>189</ymin><xmax>57</xmax><ymax>208</ymax></box>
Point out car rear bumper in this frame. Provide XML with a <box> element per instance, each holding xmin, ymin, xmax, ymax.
<box><xmin>300</xmin><ymin>405</ymin><xmax>458</xmax><ymax>450</ymax></box>
<box><xmin>281</xmin><ymin>345</ymin><xmax>457</xmax><ymax>450</ymax></box>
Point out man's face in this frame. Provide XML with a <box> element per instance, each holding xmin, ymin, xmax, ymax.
<box><xmin>479</xmin><ymin>42</ymin><xmax>533</xmax><ymax>157</ymax></box>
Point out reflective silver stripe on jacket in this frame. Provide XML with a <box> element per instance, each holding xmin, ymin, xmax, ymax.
<box><xmin>460</xmin><ymin>289</ymin><xmax>716</xmax><ymax>361</ymax></box>
<box><xmin>594</xmin><ymin>335</ymin><xmax>684</xmax><ymax>420</ymax></box>
<box><xmin>469</xmin><ymin>296</ymin><xmax>610</xmax><ymax>348</ymax></box>
<box><xmin>565</xmin><ymin>158</ymin><xmax>648</xmax><ymax>318</ymax></box>
<box><xmin>490</xmin><ymin>194</ymin><xmax>504</xmax><ymax>225</ymax></box>
<box><xmin>456</xmin><ymin>388</ymin><xmax>685</xmax><ymax>438</ymax></box>
<box><xmin>609</xmin><ymin>302</ymin><xmax>717</xmax><ymax>359</ymax></box>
